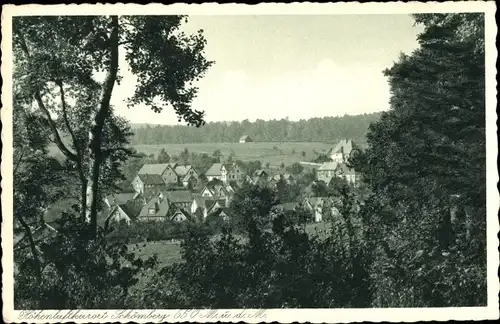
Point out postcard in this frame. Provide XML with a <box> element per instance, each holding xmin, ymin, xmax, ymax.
<box><xmin>1</xmin><ymin>2</ymin><xmax>498</xmax><ymax>323</ymax></box>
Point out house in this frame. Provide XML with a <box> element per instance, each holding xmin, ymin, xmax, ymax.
<box><xmin>221</xmin><ymin>163</ymin><xmax>244</xmax><ymax>183</ymax></box>
<box><xmin>304</xmin><ymin>197</ymin><xmax>331</xmax><ymax>223</ymax></box>
<box><xmin>252</xmin><ymin>169</ymin><xmax>269</xmax><ymax>187</ymax></box>
<box><xmin>132</xmin><ymin>174</ymin><xmax>166</xmax><ymax>193</ymax></box>
<box><xmin>174</xmin><ymin>164</ymin><xmax>199</xmax><ymax>188</ymax></box>
<box><xmin>269</xmin><ymin>173</ymin><xmax>295</xmax><ymax>187</ymax></box>
<box><xmin>201</xmin><ymin>182</ymin><xmax>225</xmax><ymax>198</ymax></box>
<box><xmin>103</xmin><ymin>199</ymin><xmax>144</xmax><ymax>228</ymax></box>
<box><xmin>239</xmin><ymin>135</ymin><xmax>253</xmax><ymax>143</ymax></box>
<box><xmin>335</xmin><ymin>163</ymin><xmax>357</xmax><ymax>185</ymax></box>
<box><xmin>328</xmin><ymin>139</ymin><xmax>360</xmax><ymax>163</ymax></box>
<box><xmin>137</xmin><ymin>163</ymin><xmax>178</xmax><ymax>185</ymax></box>
<box><xmin>209</xmin><ymin>207</ymin><xmax>231</xmax><ymax>222</ymax></box>
<box><xmin>201</xmin><ymin>180</ymin><xmax>236</xmax><ymax>205</ymax></box>
<box><xmin>104</xmin><ymin>192</ymin><xmax>139</xmax><ymax>208</ymax></box>
<box><xmin>274</xmin><ymin>202</ymin><xmax>300</xmax><ymax>212</ymax></box>
<box><xmin>206</xmin><ymin>163</ymin><xmax>244</xmax><ymax>183</ymax></box>
<box><xmin>304</xmin><ymin>197</ymin><xmax>343</xmax><ymax>223</ymax></box>
<box><xmin>170</xmin><ymin>209</ymin><xmax>191</xmax><ymax>223</ymax></box>
<box><xmin>203</xmin><ymin>199</ymin><xmax>227</xmax><ymax>219</ymax></box>
<box><xmin>138</xmin><ymin>193</ymin><xmax>171</xmax><ymax>222</ymax></box>
<box><xmin>191</xmin><ymin>195</ymin><xmax>226</xmax><ymax>220</ymax></box>
<box><xmin>161</xmin><ymin>190</ymin><xmax>194</xmax><ymax>210</ymax></box>
<box><xmin>317</xmin><ymin>162</ymin><xmax>339</xmax><ymax>183</ymax></box>
<box><xmin>14</xmin><ymin>222</ymin><xmax>59</xmax><ymax>251</ymax></box>
<box><xmin>205</xmin><ymin>163</ymin><xmax>224</xmax><ymax>182</ymax></box>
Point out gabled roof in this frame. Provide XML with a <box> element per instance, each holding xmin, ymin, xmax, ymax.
<box><xmin>170</xmin><ymin>209</ymin><xmax>191</xmax><ymax>222</ymax></box>
<box><xmin>270</xmin><ymin>173</ymin><xmax>293</xmax><ymax>182</ymax></box>
<box><xmin>182</xmin><ymin>173</ymin><xmax>198</xmax><ymax>183</ymax></box>
<box><xmin>275</xmin><ymin>202</ymin><xmax>300</xmax><ymax>211</ymax></box>
<box><xmin>318</xmin><ymin>162</ymin><xmax>339</xmax><ymax>171</ymax></box>
<box><xmin>226</xmin><ymin>182</ymin><xmax>238</xmax><ymax>192</ymax></box>
<box><xmin>137</xmin><ymin>163</ymin><xmax>176</xmax><ymax>175</ymax></box>
<box><xmin>14</xmin><ymin>223</ymin><xmax>59</xmax><ymax>250</ymax></box>
<box><xmin>106</xmin><ymin>192</ymin><xmax>138</xmax><ymax>206</ymax></box>
<box><xmin>336</xmin><ymin>163</ymin><xmax>356</xmax><ymax>175</ymax></box>
<box><xmin>164</xmin><ymin>190</ymin><xmax>193</xmax><ymax>204</ymax></box>
<box><xmin>240</xmin><ymin>135</ymin><xmax>252</xmax><ymax>141</ymax></box>
<box><xmin>192</xmin><ymin>194</ymin><xmax>205</xmax><ymax>207</ymax></box>
<box><xmin>221</xmin><ymin>163</ymin><xmax>235</xmax><ymax>172</ymax></box>
<box><xmin>253</xmin><ymin>169</ymin><xmax>267</xmax><ymax>178</ymax></box>
<box><xmin>330</xmin><ymin>139</ymin><xmax>359</xmax><ymax>156</ymax></box>
<box><xmin>117</xmin><ymin>199</ymin><xmax>144</xmax><ymax>220</ymax></box>
<box><xmin>211</xmin><ymin>207</ymin><xmax>232</xmax><ymax>219</ymax></box>
<box><xmin>139</xmin><ymin>196</ymin><xmax>170</xmax><ymax>217</ymax></box>
<box><xmin>137</xmin><ymin>174</ymin><xmax>165</xmax><ymax>185</ymax></box>
<box><xmin>174</xmin><ymin>165</ymin><xmax>192</xmax><ymax>177</ymax></box>
<box><xmin>204</xmin><ymin>198</ymin><xmax>226</xmax><ymax>212</ymax></box>
<box><xmin>270</xmin><ymin>174</ymin><xmax>283</xmax><ymax>182</ymax></box>
<box><xmin>205</xmin><ymin>163</ymin><xmax>224</xmax><ymax>176</ymax></box>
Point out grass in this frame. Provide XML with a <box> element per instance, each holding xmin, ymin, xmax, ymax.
<box><xmin>132</xmin><ymin>142</ymin><xmax>333</xmax><ymax>167</ymax></box>
<box><xmin>126</xmin><ymin>222</ymin><xmax>330</xmax><ymax>292</ymax></box>
<box><xmin>128</xmin><ymin>240</ymin><xmax>183</xmax><ymax>293</ymax></box>
<box><xmin>129</xmin><ymin>240</ymin><xmax>183</xmax><ymax>267</ymax></box>
<box><xmin>305</xmin><ymin>222</ymin><xmax>332</xmax><ymax>238</ymax></box>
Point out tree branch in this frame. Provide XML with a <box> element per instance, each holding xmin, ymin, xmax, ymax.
<box><xmin>17</xmin><ymin>30</ymin><xmax>78</xmax><ymax>162</ymax></box>
<box><xmin>57</xmin><ymin>81</ymin><xmax>82</xmax><ymax>159</ymax></box>
<box><xmin>13</xmin><ymin>148</ymin><xmax>25</xmax><ymax>176</ymax></box>
<box><xmin>16</xmin><ymin>213</ymin><xmax>42</xmax><ymax>281</ymax></box>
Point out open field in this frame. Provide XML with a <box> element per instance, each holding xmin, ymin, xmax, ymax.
<box><xmin>130</xmin><ymin>240</ymin><xmax>183</xmax><ymax>267</ymax></box>
<box><xmin>133</xmin><ymin>142</ymin><xmax>334</xmax><ymax>167</ymax></box>
<box><xmin>128</xmin><ymin>223</ymin><xmax>330</xmax><ymax>270</ymax></box>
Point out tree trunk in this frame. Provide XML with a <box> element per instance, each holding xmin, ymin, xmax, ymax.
<box><xmin>16</xmin><ymin>214</ymin><xmax>42</xmax><ymax>282</ymax></box>
<box><xmin>84</xmin><ymin>16</ymin><xmax>120</xmax><ymax>236</ymax></box>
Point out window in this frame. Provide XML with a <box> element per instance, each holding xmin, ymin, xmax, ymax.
<box><xmin>148</xmin><ymin>208</ymin><xmax>155</xmax><ymax>216</ymax></box>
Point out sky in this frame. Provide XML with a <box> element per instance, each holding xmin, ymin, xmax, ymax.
<box><xmin>112</xmin><ymin>15</ymin><xmax>423</xmax><ymax>125</ymax></box>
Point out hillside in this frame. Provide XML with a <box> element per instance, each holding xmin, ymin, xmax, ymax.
<box><xmin>130</xmin><ymin>112</ymin><xmax>382</xmax><ymax>145</ymax></box>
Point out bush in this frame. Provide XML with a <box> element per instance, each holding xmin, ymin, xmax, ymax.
<box><xmin>141</xmin><ymin>189</ymin><xmax>372</xmax><ymax>308</ymax></box>
<box><xmin>14</xmin><ymin>213</ymin><xmax>157</xmax><ymax>309</ymax></box>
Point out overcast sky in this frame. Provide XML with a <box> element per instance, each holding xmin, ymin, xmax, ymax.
<box><xmin>112</xmin><ymin>14</ymin><xmax>423</xmax><ymax>125</ymax></box>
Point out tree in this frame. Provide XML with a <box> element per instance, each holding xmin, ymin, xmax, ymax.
<box><xmin>228</xmin><ymin>183</ymin><xmax>278</xmax><ymax>233</ymax></box>
<box><xmin>13</xmin><ymin>105</ymin><xmax>70</xmax><ymax>281</ymax></box>
<box><xmin>286</xmin><ymin>162</ymin><xmax>304</xmax><ymax>175</ymax></box>
<box><xmin>352</xmin><ymin>13</ymin><xmax>486</xmax><ymax>306</ymax></box>
<box><xmin>180</xmin><ymin>148</ymin><xmax>190</xmax><ymax>165</ymax></box>
<box><xmin>13</xmin><ymin>16</ymin><xmax>213</xmax><ymax>236</ymax></box>
<box><xmin>141</xmin><ymin>187</ymin><xmax>372</xmax><ymax>309</ymax></box>
<box><xmin>212</xmin><ymin>149</ymin><xmax>222</xmax><ymax>163</ymax></box>
<box><xmin>156</xmin><ymin>148</ymin><xmax>170</xmax><ymax>163</ymax></box>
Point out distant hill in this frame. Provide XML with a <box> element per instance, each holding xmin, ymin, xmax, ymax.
<box><xmin>130</xmin><ymin>112</ymin><xmax>383</xmax><ymax>145</ymax></box>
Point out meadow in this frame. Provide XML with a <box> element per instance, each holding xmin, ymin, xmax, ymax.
<box><xmin>132</xmin><ymin>142</ymin><xmax>334</xmax><ymax>167</ymax></box>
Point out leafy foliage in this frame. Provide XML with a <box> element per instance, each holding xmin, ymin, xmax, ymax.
<box><xmin>351</xmin><ymin>13</ymin><xmax>486</xmax><ymax>307</ymax></box>
<box><xmin>141</xmin><ymin>188</ymin><xmax>372</xmax><ymax>308</ymax></box>
<box><xmin>15</xmin><ymin>214</ymin><xmax>158</xmax><ymax>309</ymax></box>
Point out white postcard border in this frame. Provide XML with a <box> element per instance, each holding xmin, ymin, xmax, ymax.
<box><xmin>2</xmin><ymin>2</ymin><xmax>498</xmax><ymax>323</ymax></box>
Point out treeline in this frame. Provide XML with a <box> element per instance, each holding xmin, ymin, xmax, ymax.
<box><xmin>130</xmin><ymin>113</ymin><xmax>382</xmax><ymax>144</ymax></box>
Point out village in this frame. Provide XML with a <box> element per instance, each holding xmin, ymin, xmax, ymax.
<box><xmin>100</xmin><ymin>138</ymin><xmax>362</xmax><ymax>231</ymax></box>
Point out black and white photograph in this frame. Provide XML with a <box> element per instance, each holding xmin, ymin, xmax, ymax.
<box><xmin>1</xmin><ymin>2</ymin><xmax>498</xmax><ymax>323</ymax></box>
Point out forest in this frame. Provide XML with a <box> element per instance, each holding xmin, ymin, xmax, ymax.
<box><xmin>129</xmin><ymin>113</ymin><xmax>382</xmax><ymax>144</ymax></box>
<box><xmin>12</xmin><ymin>13</ymin><xmax>487</xmax><ymax>310</ymax></box>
